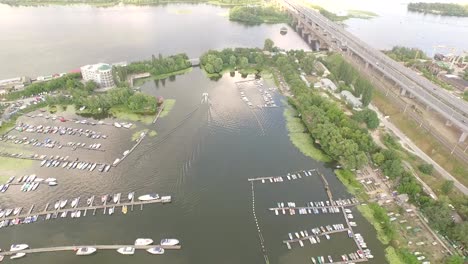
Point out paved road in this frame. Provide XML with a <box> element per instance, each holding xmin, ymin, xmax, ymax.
<box><xmin>281</xmin><ymin>0</ymin><xmax>468</xmax><ymax>132</ymax></box>
<box><xmin>369</xmin><ymin>104</ymin><xmax>468</xmax><ymax>195</ymax></box>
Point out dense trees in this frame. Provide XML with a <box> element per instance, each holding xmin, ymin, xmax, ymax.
<box><xmin>323</xmin><ymin>54</ymin><xmax>373</xmax><ymax>106</ymax></box>
<box><xmin>418</xmin><ymin>163</ymin><xmax>434</xmax><ymax>175</ymax></box>
<box><xmin>353</xmin><ymin>109</ymin><xmax>379</xmax><ymax>129</ymax></box>
<box><xmin>263</xmin><ymin>38</ymin><xmax>274</xmax><ymax>52</ymax></box>
<box><xmin>125</xmin><ymin>53</ymin><xmax>191</xmax><ymax>77</ymax></box>
<box><xmin>229</xmin><ymin>6</ymin><xmax>289</xmax><ymax>24</ymax></box>
<box><xmin>200</xmin><ymin>48</ymin><xmax>269</xmax><ymax>75</ymax></box>
<box><xmin>408</xmin><ymin>2</ymin><xmax>468</xmax><ymax>17</ymax></box>
<box><xmin>384</xmin><ymin>46</ymin><xmax>428</xmax><ymax>62</ymax></box>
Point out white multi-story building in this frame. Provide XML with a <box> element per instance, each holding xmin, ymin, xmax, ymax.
<box><xmin>80</xmin><ymin>63</ymin><xmax>115</xmax><ymax>88</ymax></box>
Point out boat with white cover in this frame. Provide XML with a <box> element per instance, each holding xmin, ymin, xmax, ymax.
<box><xmin>146</xmin><ymin>246</ymin><xmax>165</xmax><ymax>255</ymax></box>
<box><xmin>138</xmin><ymin>193</ymin><xmax>159</xmax><ymax>201</ymax></box>
<box><xmin>117</xmin><ymin>247</ymin><xmax>135</xmax><ymax>255</ymax></box>
<box><xmin>76</xmin><ymin>247</ymin><xmax>97</xmax><ymax>256</ymax></box>
<box><xmin>135</xmin><ymin>238</ymin><xmax>153</xmax><ymax>246</ymax></box>
<box><xmin>160</xmin><ymin>238</ymin><xmax>179</xmax><ymax>246</ymax></box>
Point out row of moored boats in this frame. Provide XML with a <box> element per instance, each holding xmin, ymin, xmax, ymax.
<box><xmin>40</xmin><ymin>158</ymin><xmax>111</xmax><ymax>173</ymax></box>
<box><xmin>15</xmin><ymin>123</ymin><xmax>107</xmax><ymax>139</ymax></box>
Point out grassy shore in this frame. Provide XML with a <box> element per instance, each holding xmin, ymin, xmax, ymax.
<box><xmin>357</xmin><ymin>204</ymin><xmax>392</xmax><ymax>245</ymax></box>
<box><xmin>109</xmin><ymin>106</ymin><xmax>154</xmax><ymax>125</ymax></box>
<box><xmin>335</xmin><ymin>169</ymin><xmax>368</xmax><ymax>200</ymax></box>
<box><xmin>160</xmin><ymin>99</ymin><xmax>176</xmax><ymax>118</ymax></box>
<box><xmin>385</xmin><ymin>246</ymin><xmax>405</xmax><ymax>264</ymax></box>
<box><xmin>283</xmin><ymin>107</ymin><xmax>331</xmax><ymax>162</ymax></box>
<box><xmin>133</xmin><ymin>67</ymin><xmax>192</xmax><ymax>87</ymax></box>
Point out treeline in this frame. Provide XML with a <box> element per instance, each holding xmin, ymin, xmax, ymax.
<box><xmin>384</xmin><ymin>46</ymin><xmax>428</xmax><ymax>62</ymax></box>
<box><xmin>322</xmin><ymin>54</ymin><xmax>373</xmax><ymax>106</ymax></box>
<box><xmin>113</xmin><ymin>53</ymin><xmax>191</xmax><ymax>83</ymax></box>
<box><xmin>200</xmin><ymin>47</ymin><xmax>269</xmax><ymax>75</ymax></box>
<box><xmin>5</xmin><ymin>73</ymin><xmax>82</xmax><ymax>101</ymax></box>
<box><xmin>276</xmin><ymin>51</ymin><xmax>375</xmax><ymax>169</ymax></box>
<box><xmin>408</xmin><ymin>2</ymin><xmax>468</xmax><ymax>17</ymax></box>
<box><xmin>229</xmin><ymin>6</ymin><xmax>289</xmax><ymax>24</ymax></box>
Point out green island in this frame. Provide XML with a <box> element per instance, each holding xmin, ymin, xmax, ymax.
<box><xmin>229</xmin><ymin>5</ymin><xmax>289</xmax><ymax>24</ymax></box>
<box><xmin>306</xmin><ymin>3</ymin><xmax>378</xmax><ymax>22</ymax></box>
<box><xmin>408</xmin><ymin>2</ymin><xmax>468</xmax><ymax>17</ymax></box>
<box><xmin>0</xmin><ymin>0</ymin><xmax>260</xmax><ymax>6</ymax></box>
<box><xmin>197</xmin><ymin>39</ymin><xmax>467</xmax><ymax>263</ymax></box>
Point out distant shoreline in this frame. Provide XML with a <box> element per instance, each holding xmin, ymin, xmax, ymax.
<box><xmin>408</xmin><ymin>2</ymin><xmax>468</xmax><ymax>17</ymax></box>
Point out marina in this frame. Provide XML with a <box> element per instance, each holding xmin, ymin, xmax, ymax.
<box><xmin>0</xmin><ymin>243</ymin><xmax>181</xmax><ymax>257</ymax></box>
<box><xmin>0</xmin><ymin>192</ymin><xmax>171</xmax><ymax>226</ymax></box>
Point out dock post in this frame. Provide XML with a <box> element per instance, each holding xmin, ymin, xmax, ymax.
<box><xmin>140</xmin><ymin>204</ymin><xmax>143</xmax><ymax>211</ymax></box>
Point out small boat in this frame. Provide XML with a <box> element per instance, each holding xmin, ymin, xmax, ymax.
<box><xmin>128</xmin><ymin>192</ymin><xmax>134</xmax><ymax>201</ymax></box>
<box><xmin>45</xmin><ymin>178</ymin><xmax>57</xmax><ymax>182</ymax></box>
<box><xmin>122</xmin><ymin>205</ymin><xmax>128</xmax><ymax>214</ymax></box>
<box><xmin>13</xmin><ymin>208</ymin><xmax>22</xmax><ymax>215</ymax></box>
<box><xmin>160</xmin><ymin>238</ymin><xmax>179</xmax><ymax>246</ymax></box>
<box><xmin>87</xmin><ymin>197</ymin><xmax>93</xmax><ymax>205</ymax></box>
<box><xmin>113</xmin><ymin>158</ymin><xmax>120</xmax><ymax>166</ymax></box>
<box><xmin>138</xmin><ymin>193</ymin><xmax>159</xmax><ymax>201</ymax></box>
<box><xmin>49</xmin><ymin>181</ymin><xmax>58</xmax><ymax>186</ymax></box>
<box><xmin>61</xmin><ymin>211</ymin><xmax>68</xmax><ymax>218</ymax></box>
<box><xmin>31</xmin><ymin>182</ymin><xmax>39</xmax><ymax>191</ymax></box>
<box><xmin>71</xmin><ymin>197</ymin><xmax>80</xmax><ymax>208</ymax></box>
<box><xmin>117</xmin><ymin>247</ymin><xmax>134</xmax><ymax>255</ymax></box>
<box><xmin>113</xmin><ymin>122</ymin><xmax>122</xmax><ymax>128</ymax></box>
<box><xmin>75</xmin><ymin>210</ymin><xmax>81</xmax><ymax>218</ymax></box>
<box><xmin>101</xmin><ymin>195</ymin><xmax>108</xmax><ymax>204</ymax></box>
<box><xmin>76</xmin><ymin>247</ymin><xmax>97</xmax><ymax>256</ymax></box>
<box><xmin>135</xmin><ymin>238</ymin><xmax>153</xmax><ymax>246</ymax></box>
<box><xmin>5</xmin><ymin>209</ymin><xmax>13</xmax><ymax>217</ymax></box>
<box><xmin>113</xmin><ymin>193</ymin><xmax>121</xmax><ymax>203</ymax></box>
<box><xmin>40</xmin><ymin>160</ymin><xmax>47</xmax><ymax>167</ymax></box>
<box><xmin>146</xmin><ymin>246</ymin><xmax>164</xmax><ymax>255</ymax></box>
<box><xmin>10</xmin><ymin>252</ymin><xmax>26</xmax><ymax>259</ymax></box>
<box><xmin>60</xmin><ymin>200</ymin><xmax>68</xmax><ymax>209</ymax></box>
<box><xmin>109</xmin><ymin>206</ymin><xmax>115</xmax><ymax>215</ymax></box>
<box><xmin>10</xmin><ymin>244</ymin><xmax>29</xmax><ymax>251</ymax></box>
<box><xmin>54</xmin><ymin>201</ymin><xmax>60</xmax><ymax>210</ymax></box>
<box><xmin>104</xmin><ymin>165</ymin><xmax>111</xmax><ymax>172</ymax></box>
<box><xmin>34</xmin><ymin>178</ymin><xmax>44</xmax><ymax>182</ymax></box>
<box><xmin>89</xmin><ymin>163</ymin><xmax>97</xmax><ymax>171</ymax></box>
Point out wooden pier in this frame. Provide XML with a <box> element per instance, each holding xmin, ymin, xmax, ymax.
<box><xmin>247</xmin><ymin>169</ymin><xmax>316</xmax><ymax>182</ymax></box>
<box><xmin>0</xmin><ymin>197</ymin><xmax>171</xmax><ymax>223</ymax></box>
<box><xmin>316</xmin><ymin>170</ymin><xmax>333</xmax><ymax>201</ymax></box>
<box><xmin>0</xmin><ymin>244</ymin><xmax>181</xmax><ymax>256</ymax></box>
<box><xmin>283</xmin><ymin>228</ymin><xmax>350</xmax><ymax>243</ymax></box>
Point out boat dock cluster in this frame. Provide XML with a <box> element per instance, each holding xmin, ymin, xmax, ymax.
<box><xmin>0</xmin><ymin>238</ymin><xmax>180</xmax><ymax>260</ymax></box>
<box><xmin>24</xmin><ymin>112</ymin><xmax>134</xmax><ymax>129</ymax></box>
<box><xmin>39</xmin><ymin>156</ymin><xmax>112</xmax><ymax>173</ymax></box>
<box><xmin>0</xmin><ymin>192</ymin><xmax>171</xmax><ymax>229</ymax></box>
<box><xmin>248</xmin><ymin>169</ymin><xmax>316</xmax><ymax>183</ymax></box>
<box><xmin>235</xmin><ymin>79</ymin><xmax>279</xmax><ymax>109</ymax></box>
<box><xmin>14</xmin><ymin>123</ymin><xmax>108</xmax><ymax>139</ymax></box>
<box><xmin>270</xmin><ymin>199</ymin><xmax>359</xmax><ymax>216</ymax></box>
<box><xmin>0</xmin><ymin>175</ymin><xmax>57</xmax><ymax>194</ymax></box>
<box><xmin>248</xmin><ymin>168</ymin><xmax>374</xmax><ymax>264</ymax></box>
<box><xmin>0</xmin><ymin>134</ymin><xmax>104</xmax><ymax>152</ymax></box>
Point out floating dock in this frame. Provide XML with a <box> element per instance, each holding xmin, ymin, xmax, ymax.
<box><xmin>0</xmin><ymin>244</ymin><xmax>181</xmax><ymax>256</ymax></box>
<box><xmin>247</xmin><ymin>169</ymin><xmax>316</xmax><ymax>182</ymax></box>
<box><xmin>0</xmin><ymin>196</ymin><xmax>171</xmax><ymax>223</ymax></box>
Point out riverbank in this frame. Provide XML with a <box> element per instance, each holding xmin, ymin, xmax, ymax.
<box><xmin>306</xmin><ymin>3</ymin><xmax>378</xmax><ymax>22</ymax></box>
<box><xmin>408</xmin><ymin>2</ymin><xmax>468</xmax><ymax>17</ymax></box>
<box><xmin>229</xmin><ymin>5</ymin><xmax>289</xmax><ymax>24</ymax></box>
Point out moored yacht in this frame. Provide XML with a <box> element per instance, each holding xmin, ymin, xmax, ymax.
<box><xmin>138</xmin><ymin>193</ymin><xmax>159</xmax><ymax>201</ymax></box>
<box><xmin>10</xmin><ymin>252</ymin><xmax>26</xmax><ymax>260</ymax></box>
<box><xmin>10</xmin><ymin>244</ymin><xmax>29</xmax><ymax>251</ymax></box>
<box><xmin>146</xmin><ymin>246</ymin><xmax>164</xmax><ymax>255</ymax></box>
<box><xmin>134</xmin><ymin>238</ymin><xmax>153</xmax><ymax>246</ymax></box>
<box><xmin>160</xmin><ymin>238</ymin><xmax>179</xmax><ymax>246</ymax></box>
<box><xmin>117</xmin><ymin>247</ymin><xmax>134</xmax><ymax>255</ymax></box>
<box><xmin>76</xmin><ymin>247</ymin><xmax>97</xmax><ymax>256</ymax></box>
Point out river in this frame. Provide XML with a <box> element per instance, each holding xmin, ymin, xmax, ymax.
<box><xmin>0</xmin><ymin>2</ymin><xmax>437</xmax><ymax>263</ymax></box>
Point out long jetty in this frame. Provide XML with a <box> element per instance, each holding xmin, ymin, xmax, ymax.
<box><xmin>0</xmin><ymin>244</ymin><xmax>181</xmax><ymax>256</ymax></box>
<box><xmin>0</xmin><ymin>197</ymin><xmax>171</xmax><ymax>222</ymax></box>
<box><xmin>247</xmin><ymin>169</ymin><xmax>316</xmax><ymax>182</ymax></box>
<box><xmin>316</xmin><ymin>170</ymin><xmax>333</xmax><ymax>201</ymax></box>
<box><xmin>268</xmin><ymin>203</ymin><xmax>359</xmax><ymax>211</ymax></box>
<box><xmin>283</xmin><ymin>228</ymin><xmax>350</xmax><ymax>244</ymax></box>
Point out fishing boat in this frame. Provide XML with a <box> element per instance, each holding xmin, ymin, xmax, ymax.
<box><xmin>135</xmin><ymin>238</ymin><xmax>153</xmax><ymax>246</ymax></box>
<box><xmin>128</xmin><ymin>192</ymin><xmax>134</xmax><ymax>201</ymax></box>
<box><xmin>117</xmin><ymin>247</ymin><xmax>134</xmax><ymax>255</ymax></box>
<box><xmin>76</xmin><ymin>247</ymin><xmax>97</xmax><ymax>256</ymax></box>
<box><xmin>138</xmin><ymin>193</ymin><xmax>159</xmax><ymax>201</ymax></box>
<box><xmin>122</xmin><ymin>205</ymin><xmax>128</xmax><ymax>214</ymax></box>
<box><xmin>59</xmin><ymin>200</ymin><xmax>68</xmax><ymax>209</ymax></box>
<box><xmin>113</xmin><ymin>193</ymin><xmax>121</xmax><ymax>203</ymax></box>
<box><xmin>160</xmin><ymin>238</ymin><xmax>179</xmax><ymax>246</ymax></box>
<box><xmin>10</xmin><ymin>253</ymin><xmax>26</xmax><ymax>259</ymax></box>
<box><xmin>10</xmin><ymin>244</ymin><xmax>29</xmax><ymax>251</ymax></box>
<box><xmin>146</xmin><ymin>246</ymin><xmax>164</xmax><ymax>255</ymax></box>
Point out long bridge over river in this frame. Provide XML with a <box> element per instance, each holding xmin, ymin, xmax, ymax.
<box><xmin>274</xmin><ymin>0</ymin><xmax>468</xmax><ymax>163</ymax></box>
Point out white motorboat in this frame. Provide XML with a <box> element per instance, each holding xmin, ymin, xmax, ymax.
<box><xmin>134</xmin><ymin>238</ymin><xmax>153</xmax><ymax>246</ymax></box>
<box><xmin>54</xmin><ymin>201</ymin><xmax>60</xmax><ymax>210</ymax></box>
<box><xmin>138</xmin><ymin>193</ymin><xmax>159</xmax><ymax>201</ymax></box>
<box><xmin>113</xmin><ymin>158</ymin><xmax>120</xmax><ymax>166</ymax></box>
<box><xmin>10</xmin><ymin>253</ymin><xmax>26</xmax><ymax>260</ymax></box>
<box><xmin>117</xmin><ymin>247</ymin><xmax>134</xmax><ymax>255</ymax></box>
<box><xmin>76</xmin><ymin>247</ymin><xmax>97</xmax><ymax>256</ymax></box>
<box><xmin>113</xmin><ymin>193</ymin><xmax>121</xmax><ymax>203</ymax></box>
<box><xmin>146</xmin><ymin>246</ymin><xmax>164</xmax><ymax>255</ymax></box>
<box><xmin>71</xmin><ymin>197</ymin><xmax>80</xmax><ymax>208</ymax></box>
<box><xmin>128</xmin><ymin>192</ymin><xmax>134</xmax><ymax>201</ymax></box>
<box><xmin>10</xmin><ymin>244</ymin><xmax>29</xmax><ymax>251</ymax></box>
<box><xmin>13</xmin><ymin>207</ymin><xmax>22</xmax><ymax>215</ymax></box>
<box><xmin>34</xmin><ymin>178</ymin><xmax>44</xmax><ymax>182</ymax></box>
<box><xmin>108</xmin><ymin>206</ymin><xmax>114</xmax><ymax>215</ymax></box>
<box><xmin>60</xmin><ymin>200</ymin><xmax>68</xmax><ymax>209</ymax></box>
<box><xmin>5</xmin><ymin>209</ymin><xmax>13</xmax><ymax>217</ymax></box>
<box><xmin>49</xmin><ymin>181</ymin><xmax>58</xmax><ymax>186</ymax></box>
<box><xmin>160</xmin><ymin>239</ymin><xmax>179</xmax><ymax>246</ymax></box>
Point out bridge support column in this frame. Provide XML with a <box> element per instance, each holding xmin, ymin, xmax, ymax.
<box><xmin>459</xmin><ymin>132</ymin><xmax>467</xmax><ymax>143</ymax></box>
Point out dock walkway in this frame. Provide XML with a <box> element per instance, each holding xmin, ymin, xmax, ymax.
<box><xmin>0</xmin><ymin>244</ymin><xmax>180</xmax><ymax>256</ymax></box>
<box><xmin>1</xmin><ymin>198</ymin><xmax>171</xmax><ymax>222</ymax></box>
<box><xmin>247</xmin><ymin>169</ymin><xmax>316</xmax><ymax>182</ymax></box>
<box><xmin>283</xmin><ymin>228</ymin><xmax>349</xmax><ymax>243</ymax></box>
<box><xmin>269</xmin><ymin>203</ymin><xmax>359</xmax><ymax>211</ymax></box>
